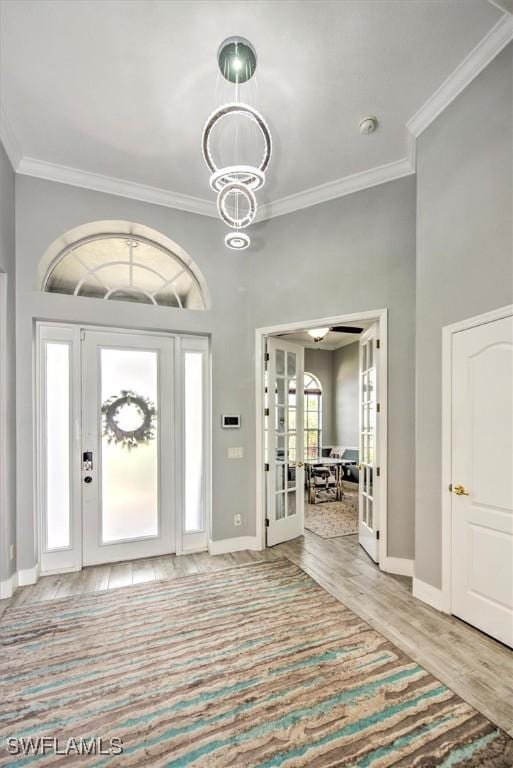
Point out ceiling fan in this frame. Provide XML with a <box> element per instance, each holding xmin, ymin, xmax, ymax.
<box><xmin>306</xmin><ymin>326</ymin><xmax>363</xmax><ymax>343</ymax></box>
<box><xmin>277</xmin><ymin>326</ymin><xmax>364</xmax><ymax>343</ymax></box>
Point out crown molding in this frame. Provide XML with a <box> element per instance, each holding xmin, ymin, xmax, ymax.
<box><xmin>487</xmin><ymin>0</ymin><xmax>513</xmax><ymax>15</ymax></box>
<box><xmin>258</xmin><ymin>157</ymin><xmax>414</xmax><ymax>221</ymax></box>
<box><xmin>16</xmin><ymin>156</ymin><xmax>219</xmax><ymax>219</ymax></box>
<box><xmin>4</xmin><ymin>12</ymin><xmax>512</xmax><ymax>220</ymax></box>
<box><xmin>0</xmin><ymin>107</ymin><xmax>22</xmax><ymax>169</ymax></box>
<box><xmin>407</xmin><ymin>13</ymin><xmax>513</xmax><ymax>138</ymax></box>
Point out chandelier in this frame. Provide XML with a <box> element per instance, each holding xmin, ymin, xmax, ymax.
<box><xmin>202</xmin><ymin>37</ymin><xmax>271</xmax><ymax>250</ymax></box>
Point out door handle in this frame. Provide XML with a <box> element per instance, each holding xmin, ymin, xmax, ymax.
<box><xmin>296</xmin><ymin>461</ymin><xmax>304</xmax><ymax>468</ymax></box>
<box><xmin>452</xmin><ymin>484</ymin><xmax>470</xmax><ymax>496</ymax></box>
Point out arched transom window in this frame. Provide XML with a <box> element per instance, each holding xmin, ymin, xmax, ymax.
<box><xmin>304</xmin><ymin>372</ymin><xmax>322</xmax><ymax>459</ymax></box>
<box><xmin>43</xmin><ymin>234</ymin><xmax>206</xmax><ymax>309</ymax></box>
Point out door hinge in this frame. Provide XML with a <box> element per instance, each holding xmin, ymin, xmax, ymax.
<box><xmin>376</xmin><ymin>466</ymin><xmax>380</xmax><ymax>477</ymax></box>
<box><xmin>80</xmin><ymin>329</ymin><xmax>86</xmax><ymax>341</ymax></box>
<box><xmin>376</xmin><ymin>402</ymin><xmax>381</xmax><ymax>413</ymax></box>
<box><xmin>264</xmin><ymin>352</ymin><xmax>270</xmax><ymax>362</ymax></box>
<box><xmin>376</xmin><ymin>339</ymin><xmax>380</xmax><ymax>349</ymax></box>
<box><xmin>376</xmin><ymin>530</ymin><xmax>380</xmax><ymax>540</ymax></box>
<box><xmin>264</xmin><ymin>407</ymin><xmax>269</xmax><ymax>417</ymax></box>
<box><xmin>448</xmin><ymin>483</ymin><xmax>453</xmax><ymax>492</ymax></box>
<box><xmin>265</xmin><ymin>463</ymin><xmax>270</xmax><ymax>472</ymax></box>
<box><xmin>265</xmin><ymin>518</ymin><xmax>270</xmax><ymax>527</ymax></box>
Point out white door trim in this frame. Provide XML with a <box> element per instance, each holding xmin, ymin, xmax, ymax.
<box><xmin>440</xmin><ymin>303</ymin><xmax>513</xmax><ymax>614</ymax></box>
<box><xmin>255</xmin><ymin>308</ymin><xmax>389</xmax><ymax>568</ymax></box>
<box><xmin>36</xmin><ymin>321</ymin><xmax>211</xmax><ymax>575</ymax></box>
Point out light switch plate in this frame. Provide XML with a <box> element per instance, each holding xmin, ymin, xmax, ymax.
<box><xmin>228</xmin><ymin>447</ymin><xmax>244</xmax><ymax>459</ymax></box>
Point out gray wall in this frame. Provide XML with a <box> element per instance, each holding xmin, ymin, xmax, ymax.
<box><xmin>334</xmin><ymin>342</ymin><xmax>359</xmax><ymax>447</ymax></box>
<box><xmin>249</xmin><ymin>176</ymin><xmax>417</xmax><ymax>559</ymax></box>
<box><xmin>415</xmin><ymin>43</ymin><xmax>513</xmax><ymax>588</ymax></box>
<box><xmin>0</xmin><ymin>142</ymin><xmax>16</xmax><ymax>582</ymax></box>
<box><xmin>15</xmin><ymin>176</ymin><xmax>255</xmax><ymax>570</ymax></box>
<box><xmin>304</xmin><ymin>348</ymin><xmax>335</xmax><ymax>446</ymax></box>
<box><xmin>14</xmin><ymin>172</ymin><xmax>416</xmax><ymax>570</ymax></box>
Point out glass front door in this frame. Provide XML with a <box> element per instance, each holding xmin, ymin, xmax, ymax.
<box><xmin>81</xmin><ymin>331</ymin><xmax>175</xmax><ymax>565</ymax></box>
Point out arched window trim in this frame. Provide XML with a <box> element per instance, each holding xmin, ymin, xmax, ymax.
<box><xmin>38</xmin><ymin>221</ymin><xmax>211</xmax><ymax>311</ymax></box>
<box><xmin>42</xmin><ymin>233</ymin><xmax>205</xmax><ymax>310</ymax></box>
<box><xmin>304</xmin><ymin>372</ymin><xmax>322</xmax><ymax>459</ymax></box>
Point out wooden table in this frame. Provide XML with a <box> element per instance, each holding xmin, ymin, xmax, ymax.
<box><xmin>305</xmin><ymin>457</ymin><xmax>356</xmax><ymax>504</ymax></box>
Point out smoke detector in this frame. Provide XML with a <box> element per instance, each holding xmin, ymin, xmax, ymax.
<box><xmin>359</xmin><ymin>116</ymin><xmax>378</xmax><ymax>135</ymax></box>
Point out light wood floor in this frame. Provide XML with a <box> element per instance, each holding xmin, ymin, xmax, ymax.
<box><xmin>1</xmin><ymin>532</ymin><xmax>512</xmax><ymax>737</ymax></box>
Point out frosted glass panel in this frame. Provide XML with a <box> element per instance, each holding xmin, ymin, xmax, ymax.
<box><xmin>101</xmin><ymin>348</ymin><xmax>159</xmax><ymax>542</ymax></box>
<box><xmin>46</xmin><ymin>343</ymin><xmax>71</xmax><ymax>550</ymax></box>
<box><xmin>185</xmin><ymin>351</ymin><xmax>204</xmax><ymax>532</ymax></box>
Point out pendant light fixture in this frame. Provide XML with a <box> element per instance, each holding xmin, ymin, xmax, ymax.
<box><xmin>202</xmin><ymin>37</ymin><xmax>271</xmax><ymax>250</ymax></box>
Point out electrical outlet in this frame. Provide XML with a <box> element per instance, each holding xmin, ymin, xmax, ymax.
<box><xmin>234</xmin><ymin>513</ymin><xmax>242</xmax><ymax>526</ymax></box>
<box><xmin>9</xmin><ymin>544</ymin><xmax>14</xmax><ymax>561</ymax></box>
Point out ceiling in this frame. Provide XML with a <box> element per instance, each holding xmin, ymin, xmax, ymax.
<box><xmin>276</xmin><ymin>321</ymin><xmax>373</xmax><ymax>351</ymax></box>
<box><xmin>0</xmin><ymin>1</ymin><xmax>509</xmax><ymax>217</ymax></box>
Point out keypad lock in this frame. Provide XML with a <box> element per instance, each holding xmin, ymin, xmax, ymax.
<box><xmin>83</xmin><ymin>451</ymin><xmax>93</xmax><ymax>472</ymax></box>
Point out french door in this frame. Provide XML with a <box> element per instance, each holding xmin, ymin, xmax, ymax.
<box><xmin>451</xmin><ymin>314</ymin><xmax>513</xmax><ymax>647</ymax></box>
<box><xmin>81</xmin><ymin>331</ymin><xmax>175</xmax><ymax>565</ymax></box>
<box><xmin>266</xmin><ymin>338</ymin><xmax>304</xmax><ymax>546</ymax></box>
<box><xmin>358</xmin><ymin>324</ymin><xmax>379</xmax><ymax>562</ymax></box>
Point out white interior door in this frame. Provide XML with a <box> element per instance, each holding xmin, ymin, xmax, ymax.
<box><xmin>82</xmin><ymin>330</ymin><xmax>175</xmax><ymax>565</ymax></box>
<box><xmin>266</xmin><ymin>337</ymin><xmax>304</xmax><ymax>546</ymax></box>
<box><xmin>451</xmin><ymin>314</ymin><xmax>513</xmax><ymax>647</ymax></box>
<box><xmin>359</xmin><ymin>324</ymin><xmax>379</xmax><ymax>562</ymax></box>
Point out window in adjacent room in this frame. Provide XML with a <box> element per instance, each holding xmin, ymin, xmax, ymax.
<box><xmin>304</xmin><ymin>372</ymin><xmax>322</xmax><ymax>459</ymax></box>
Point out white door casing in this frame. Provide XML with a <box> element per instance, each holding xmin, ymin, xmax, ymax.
<box><xmin>81</xmin><ymin>330</ymin><xmax>176</xmax><ymax>566</ymax></box>
<box><xmin>266</xmin><ymin>337</ymin><xmax>304</xmax><ymax>546</ymax></box>
<box><xmin>451</xmin><ymin>314</ymin><xmax>513</xmax><ymax>647</ymax></box>
<box><xmin>359</xmin><ymin>323</ymin><xmax>379</xmax><ymax>563</ymax></box>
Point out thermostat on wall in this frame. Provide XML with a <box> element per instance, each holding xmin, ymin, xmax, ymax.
<box><xmin>222</xmin><ymin>414</ymin><xmax>241</xmax><ymax>429</ymax></box>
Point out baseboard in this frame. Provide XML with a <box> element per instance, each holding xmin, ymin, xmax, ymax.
<box><xmin>381</xmin><ymin>557</ymin><xmax>414</xmax><ymax>577</ymax></box>
<box><xmin>412</xmin><ymin>577</ymin><xmax>448</xmax><ymax>613</ymax></box>
<box><xmin>208</xmin><ymin>536</ymin><xmax>260</xmax><ymax>555</ymax></box>
<box><xmin>18</xmin><ymin>563</ymin><xmax>40</xmax><ymax>587</ymax></box>
<box><xmin>0</xmin><ymin>563</ymin><xmax>41</xmax><ymax>599</ymax></box>
<box><xmin>0</xmin><ymin>570</ymin><xmax>18</xmax><ymax>599</ymax></box>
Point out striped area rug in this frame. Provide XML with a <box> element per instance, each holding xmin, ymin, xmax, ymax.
<box><xmin>0</xmin><ymin>559</ymin><xmax>512</xmax><ymax>767</ymax></box>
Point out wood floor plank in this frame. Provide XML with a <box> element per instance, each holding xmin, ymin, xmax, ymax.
<box><xmin>132</xmin><ymin>559</ymin><xmax>157</xmax><ymax>584</ymax></box>
<box><xmin>107</xmin><ymin>562</ymin><xmax>133</xmax><ymax>590</ymax></box>
<box><xmin>81</xmin><ymin>564</ymin><xmax>111</xmax><ymax>594</ymax></box>
<box><xmin>153</xmin><ymin>556</ymin><xmax>177</xmax><ymax>581</ymax></box>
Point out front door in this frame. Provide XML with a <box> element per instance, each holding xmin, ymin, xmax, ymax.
<box><xmin>358</xmin><ymin>324</ymin><xmax>379</xmax><ymax>562</ymax></box>
<box><xmin>451</xmin><ymin>314</ymin><xmax>513</xmax><ymax>647</ymax></box>
<box><xmin>266</xmin><ymin>337</ymin><xmax>304</xmax><ymax>546</ymax></box>
<box><xmin>81</xmin><ymin>330</ymin><xmax>175</xmax><ymax>565</ymax></box>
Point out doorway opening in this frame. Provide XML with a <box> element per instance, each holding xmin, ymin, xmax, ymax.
<box><xmin>37</xmin><ymin>322</ymin><xmax>210</xmax><ymax>574</ymax></box>
<box><xmin>255</xmin><ymin>310</ymin><xmax>388</xmax><ymax>565</ymax></box>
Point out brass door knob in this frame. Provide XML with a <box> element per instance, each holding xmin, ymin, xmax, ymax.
<box><xmin>453</xmin><ymin>484</ymin><xmax>470</xmax><ymax>496</ymax></box>
<box><xmin>297</xmin><ymin>461</ymin><xmax>304</xmax><ymax>468</ymax></box>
